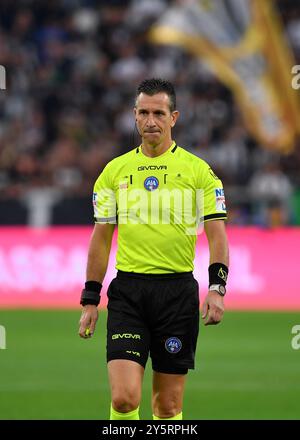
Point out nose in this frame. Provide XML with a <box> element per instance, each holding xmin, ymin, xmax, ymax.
<box><xmin>146</xmin><ymin>113</ymin><xmax>156</xmax><ymax>127</ymax></box>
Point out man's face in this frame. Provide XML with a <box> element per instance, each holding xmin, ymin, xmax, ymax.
<box><xmin>134</xmin><ymin>92</ymin><xmax>179</xmax><ymax>145</ymax></box>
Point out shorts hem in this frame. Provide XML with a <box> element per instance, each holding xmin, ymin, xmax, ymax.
<box><xmin>152</xmin><ymin>365</ymin><xmax>192</xmax><ymax>375</ymax></box>
<box><xmin>107</xmin><ymin>352</ymin><xmax>147</xmax><ymax>369</ymax></box>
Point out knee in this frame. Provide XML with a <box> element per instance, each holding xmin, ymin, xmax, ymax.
<box><xmin>112</xmin><ymin>389</ymin><xmax>140</xmax><ymax>413</ymax></box>
<box><xmin>152</xmin><ymin>393</ymin><xmax>180</xmax><ymax>418</ymax></box>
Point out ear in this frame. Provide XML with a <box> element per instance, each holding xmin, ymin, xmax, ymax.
<box><xmin>170</xmin><ymin>110</ymin><xmax>180</xmax><ymax>128</ymax></box>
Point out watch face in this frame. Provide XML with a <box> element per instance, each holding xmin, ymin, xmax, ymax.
<box><xmin>219</xmin><ymin>285</ymin><xmax>226</xmax><ymax>295</ymax></box>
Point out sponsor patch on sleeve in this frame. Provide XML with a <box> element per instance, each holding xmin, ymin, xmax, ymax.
<box><xmin>93</xmin><ymin>192</ymin><xmax>98</xmax><ymax>207</ymax></box>
<box><xmin>215</xmin><ymin>188</ymin><xmax>226</xmax><ymax>212</ymax></box>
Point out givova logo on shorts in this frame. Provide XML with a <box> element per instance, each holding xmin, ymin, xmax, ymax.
<box><xmin>112</xmin><ymin>333</ymin><xmax>141</xmax><ymax>340</ymax></box>
<box><xmin>165</xmin><ymin>337</ymin><xmax>182</xmax><ymax>354</ymax></box>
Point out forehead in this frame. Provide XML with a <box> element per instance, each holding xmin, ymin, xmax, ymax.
<box><xmin>135</xmin><ymin>92</ymin><xmax>171</xmax><ymax>111</ymax></box>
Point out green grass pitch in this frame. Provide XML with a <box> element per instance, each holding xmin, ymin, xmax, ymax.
<box><xmin>0</xmin><ymin>310</ymin><xmax>299</xmax><ymax>420</ymax></box>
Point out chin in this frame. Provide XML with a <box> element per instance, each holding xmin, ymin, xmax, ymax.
<box><xmin>148</xmin><ymin>140</ymin><xmax>162</xmax><ymax>148</ymax></box>
<box><xmin>144</xmin><ymin>133</ymin><xmax>161</xmax><ymax>142</ymax></box>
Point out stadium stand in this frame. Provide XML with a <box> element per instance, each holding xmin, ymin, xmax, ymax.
<box><xmin>0</xmin><ymin>0</ymin><xmax>299</xmax><ymax>226</ymax></box>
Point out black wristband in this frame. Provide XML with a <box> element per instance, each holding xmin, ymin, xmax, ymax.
<box><xmin>208</xmin><ymin>263</ymin><xmax>228</xmax><ymax>287</ymax></box>
<box><xmin>85</xmin><ymin>281</ymin><xmax>102</xmax><ymax>293</ymax></box>
<box><xmin>80</xmin><ymin>281</ymin><xmax>102</xmax><ymax>306</ymax></box>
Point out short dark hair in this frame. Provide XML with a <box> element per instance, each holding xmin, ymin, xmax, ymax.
<box><xmin>135</xmin><ymin>78</ymin><xmax>176</xmax><ymax>112</ymax></box>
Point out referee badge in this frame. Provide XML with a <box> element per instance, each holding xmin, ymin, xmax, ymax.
<box><xmin>165</xmin><ymin>337</ymin><xmax>182</xmax><ymax>354</ymax></box>
<box><xmin>144</xmin><ymin>176</ymin><xmax>159</xmax><ymax>191</ymax></box>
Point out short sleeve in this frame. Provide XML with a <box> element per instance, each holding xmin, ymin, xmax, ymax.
<box><xmin>93</xmin><ymin>164</ymin><xmax>117</xmax><ymax>224</ymax></box>
<box><xmin>200</xmin><ymin>164</ymin><xmax>227</xmax><ymax>222</ymax></box>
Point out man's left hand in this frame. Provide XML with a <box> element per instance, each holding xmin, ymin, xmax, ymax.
<box><xmin>201</xmin><ymin>291</ymin><xmax>225</xmax><ymax>326</ymax></box>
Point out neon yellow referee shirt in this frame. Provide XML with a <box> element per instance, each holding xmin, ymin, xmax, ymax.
<box><xmin>93</xmin><ymin>141</ymin><xmax>227</xmax><ymax>274</ymax></box>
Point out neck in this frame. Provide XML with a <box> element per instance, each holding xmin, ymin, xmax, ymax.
<box><xmin>141</xmin><ymin>139</ymin><xmax>173</xmax><ymax>158</ymax></box>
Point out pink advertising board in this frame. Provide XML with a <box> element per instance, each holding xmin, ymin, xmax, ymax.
<box><xmin>0</xmin><ymin>226</ymin><xmax>299</xmax><ymax>310</ymax></box>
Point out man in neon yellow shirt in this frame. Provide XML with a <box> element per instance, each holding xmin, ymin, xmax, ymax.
<box><xmin>79</xmin><ymin>78</ymin><xmax>229</xmax><ymax>420</ymax></box>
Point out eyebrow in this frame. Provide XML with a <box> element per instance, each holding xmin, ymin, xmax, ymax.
<box><xmin>138</xmin><ymin>108</ymin><xmax>167</xmax><ymax>114</ymax></box>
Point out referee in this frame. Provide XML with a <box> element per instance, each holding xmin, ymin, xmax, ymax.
<box><xmin>78</xmin><ymin>78</ymin><xmax>229</xmax><ymax>420</ymax></box>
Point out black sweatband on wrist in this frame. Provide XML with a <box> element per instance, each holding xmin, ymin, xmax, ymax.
<box><xmin>80</xmin><ymin>281</ymin><xmax>102</xmax><ymax>306</ymax></box>
<box><xmin>85</xmin><ymin>281</ymin><xmax>102</xmax><ymax>293</ymax></box>
<box><xmin>209</xmin><ymin>263</ymin><xmax>228</xmax><ymax>287</ymax></box>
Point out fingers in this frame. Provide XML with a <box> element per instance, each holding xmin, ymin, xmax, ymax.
<box><xmin>79</xmin><ymin>323</ymin><xmax>90</xmax><ymax>338</ymax></box>
<box><xmin>202</xmin><ymin>302</ymin><xmax>208</xmax><ymax>319</ymax></box>
<box><xmin>88</xmin><ymin>318</ymin><xmax>97</xmax><ymax>337</ymax></box>
<box><xmin>203</xmin><ymin>305</ymin><xmax>224</xmax><ymax>326</ymax></box>
<box><xmin>78</xmin><ymin>307</ymin><xmax>98</xmax><ymax>339</ymax></box>
<box><xmin>78</xmin><ymin>311</ymin><xmax>91</xmax><ymax>339</ymax></box>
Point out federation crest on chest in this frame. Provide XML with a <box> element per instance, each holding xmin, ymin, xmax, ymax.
<box><xmin>144</xmin><ymin>176</ymin><xmax>159</xmax><ymax>191</ymax></box>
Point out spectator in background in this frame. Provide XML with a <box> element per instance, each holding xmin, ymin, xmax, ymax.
<box><xmin>249</xmin><ymin>162</ymin><xmax>293</xmax><ymax>227</ymax></box>
<box><xmin>0</xmin><ymin>0</ymin><xmax>299</xmax><ymax>227</ymax></box>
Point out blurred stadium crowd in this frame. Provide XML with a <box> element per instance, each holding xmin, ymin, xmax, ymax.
<box><xmin>0</xmin><ymin>0</ymin><xmax>300</xmax><ymax>226</ymax></box>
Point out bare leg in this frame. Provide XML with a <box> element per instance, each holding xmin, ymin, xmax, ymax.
<box><xmin>108</xmin><ymin>359</ymin><xmax>145</xmax><ymax>413</ymax></box>
<box><xmin>152</xmin><ymin>371</ymin><xmax>186</xmax><ymax>418</ymax></box>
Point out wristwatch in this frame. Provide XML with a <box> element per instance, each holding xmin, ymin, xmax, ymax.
<box><xmin>209</xmin><ymin>284</ymin><xmax>226</xmax><ymax>296</ymax></box>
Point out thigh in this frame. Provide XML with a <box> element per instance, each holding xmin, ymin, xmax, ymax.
<box><xmin>152</xmin><ymin>371</ymin><xmax>186</xmax><ymax>415</ymax></box>
<box><xmin>150</xmin><ymin>277</ymin><xmax>199</xmax><ymax>374</ymax></box>
<box><xmin>107</xmin><ymin>277</ymin><xmax>150</xmax><ymax>368</ymax></box>
<box><xmin>108</xmin><ymin>359</ymin><xmax>145</xmax><ymax>400</ymax></box>
<box><xmin>152</xmin><ymin>371</ymin><xmax>186</xmax><ymax>399</ymax></box>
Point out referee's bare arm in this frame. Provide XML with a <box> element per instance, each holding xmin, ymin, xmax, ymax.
<box><xmin>202</xmin><ymin>220</ymin><xmax>229</xmax><ymax>326</ymax></box>
<box><xmin>78</xmin><ymin>223</ymin><xmax>115</xmax><ymax>338</ymax></box>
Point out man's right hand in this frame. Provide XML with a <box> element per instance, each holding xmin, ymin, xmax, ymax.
<box><xmin>78</xmin><ymin>305</ymin><xmax>98</xmax><ymax>338</ymax></box>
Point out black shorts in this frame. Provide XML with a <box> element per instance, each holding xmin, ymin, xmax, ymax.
<box><xmin>106</xmin><ymin>270</ymin><xmax>199</xmax><ymax>375</ymax></box>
